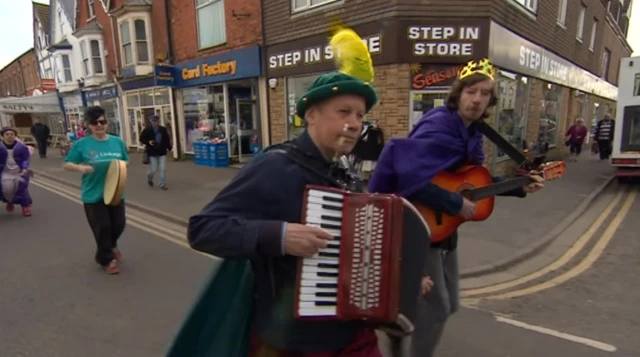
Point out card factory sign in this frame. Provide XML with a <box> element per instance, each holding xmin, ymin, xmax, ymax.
<box><xmin>488</xmin><ymin>21</ymin><xmax>618</xmax><ymax>100</ymax></box>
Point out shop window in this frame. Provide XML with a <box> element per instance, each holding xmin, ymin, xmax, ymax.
<box><xmin>495</xmin><ymin>71</ymin><xmax>530</xmax><ymax>159</ymax></box>
<box><xmin>539</xmin><ymin>83</ymin><xmax>563</xmax><ymax>147</ymax></box>
<box><xmin>196</xmin><ymin>0</ymin><xmax>226</xmax><ymax>49</ymax></box>
<box><xmin>292</xmin><ymin>0</ymin><xmax>338</xmax><ymax>13</ymax></box>
<box><xmin>410</xmin><ymin>92</ymin><xmax>448</xmax><ymax>128</ymax></box>
<box><xmin>181</xmin><ymin>85</ymin><xmax>226</xmax><ymax>153</ymax></box>
<box><xmin>285</xmin><ymin>74</ymin><xmax>321</xmax><ymax>140</ymax></box>
<box><xmin>118</xmin><ymin>17</ymin><xmax>151</xmax><ymax>66</ymax></box>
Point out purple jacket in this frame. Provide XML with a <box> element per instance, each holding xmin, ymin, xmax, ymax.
<box><xmin>368</xmin><ymin>106</ymin><xmax>484</xmax><ymax>197</ymax></box>
<box><xmin>0</xmin><ymin>140</ymin><xmax>31</xmax><ymax>172</ymax></box>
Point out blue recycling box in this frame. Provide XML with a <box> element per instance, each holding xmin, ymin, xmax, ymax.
<box><xmin>208</xmin><ymin>142</ymin><xmax>229</xmax><ymax>167</ymax></box>
<box><xmin>193</xmin><ymin>142</ymin><xmax>208</xmax><ymax>166</ymax></box>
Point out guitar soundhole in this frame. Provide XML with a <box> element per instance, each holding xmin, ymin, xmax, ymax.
<box><xmin>457</xmin><ymin>183</ymin><xmax>474</xmax><ymax>200</ymax></box>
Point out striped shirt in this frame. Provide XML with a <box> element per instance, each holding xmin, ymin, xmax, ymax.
<box><xmin>597</xmin><ymin>120</ymin><xmax>614</xmax><ymax>140</ymax></box>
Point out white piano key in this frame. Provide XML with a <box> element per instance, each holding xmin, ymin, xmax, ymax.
<box><xmin>298</xmin><ymin>306</ymin><xmax>337</xmax><ymax>316</ymax></box>
<box><xmin>306</xmin><ymin>202</ymin><xmax>342</xmax><ymax>213</ymax></box>
<box><xmin>299</xmin><ymin>294</ymin><xmax>338</xmax><ymax>302</ymax></box>
<box><xmin>307</xmin><ymin>196</ymin><xmax>343</xmax><ymax>207</ymax></box>
<box><xmin>299</xmin><ymin>286</ymin><xmax>338</xmax><ymax>294</ymax></box>
<box><xmin>302</xmin><ymin>265</ymin><xmax>338</xmax><ymax>275</ymax></box>
<box><xmin>299</xmin><ymin>301</ymin><xmax>336</xmax><ymax>308</ymax></box>
<box><xmin>301</xmin><ymin>272</ymin><xmax>337</xmax><ymax>281</ymax></box>
<box><xmin>306</xmin><ymin>208</ymin><xmax>342</xmax><ymax>218</ymax></box>
<box><xmin>302</xmin><ymin>258</ymin><xmax>339</xmax><ymax>266</ymax></box>
<box><xmin>299</xmin><ymin>280</ymin><xmax>338</xmax><ymax>287</ymax></box>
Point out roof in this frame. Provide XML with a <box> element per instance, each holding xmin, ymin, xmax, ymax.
<box><xmin>59</xmin><ymin>0</ymin><xmax>75</xmax><ymax>30</ymax></box>
<box><xmin>110</xmin><ymin>0</ymin><xmax>151</xmax><ymax>15</ymax></box>
<box><xmin>33</xmin><ymin>2</ymin><xmax>50</xmax><ymax>35</ymax></box>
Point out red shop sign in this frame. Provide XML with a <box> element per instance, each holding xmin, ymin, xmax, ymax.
<box><xmin>411</xmin><ymin>64</ymin><xmax>464</xmax><ymax>90</ymax></box>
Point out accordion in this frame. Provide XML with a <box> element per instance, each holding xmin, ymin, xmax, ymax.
<box><xmin>294</xmin><ymin>185</ymin><xmax>431</xmax><ymax>335</ymax></box>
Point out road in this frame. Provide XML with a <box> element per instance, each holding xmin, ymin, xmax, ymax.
<box><xmin>2</xmin><ymin>181</ymin><xmax>638</xmax><ymax>356</ymax></box>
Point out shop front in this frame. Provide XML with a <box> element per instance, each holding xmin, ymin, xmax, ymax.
<box><xmin>119</xmin><ymin>73</ymin><xmax>177</xmax><ymax>158</ymax></box>
<box><xmin>83</xmin><ymin>85</ymin><xmax>123</xmax><ymax>138</ymax></box>
<box><xmin>60</xmin><ymin>91</ymin><xmax>86</xmax><ymax>132</ymax></box>
<box><xmin>0</xmin><ymin>93</ymin><xmax>65</xmax><ymax>144</ymax></box>
<box><xmin>487</xmin><ymin>20</ymin><xmax>618</xmax><ymax>166</ymax></box>
<box><xmin>173</xmin><ymin>45</ymin><xmax>263</xmax><ymax>163</ymax></box>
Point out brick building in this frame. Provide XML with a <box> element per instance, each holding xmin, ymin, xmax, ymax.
<box><xmin>0</xmin><ymin>48</ymin><xmax>63</xmax><ymax>137</ymax></box>
<box><xmin>263</xmin><ymin>0</ymin><xmax>633</xmax><ymax>174</ymax></box>
<box><xmin>167</xmin><ymin>0</ymin><xmax>265</xmax><ymax>162</ymax></box>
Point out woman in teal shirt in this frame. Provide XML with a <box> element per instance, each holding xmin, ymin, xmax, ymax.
<box><xmin>63</xmin><ymin>106</ymin><xmax>130</xmax><ymax>275</ymax></box>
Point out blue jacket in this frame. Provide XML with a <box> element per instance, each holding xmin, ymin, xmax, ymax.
<box><xmin>187</xmin><ymin>132</ymin><xmax>364</xmax><ymax>352</ymax></box>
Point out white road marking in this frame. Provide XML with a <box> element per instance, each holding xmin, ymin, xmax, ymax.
<box><xmin>495</xmin><ymin>316</ymin><xmax>617</xmax><ymax>352</ymax></box>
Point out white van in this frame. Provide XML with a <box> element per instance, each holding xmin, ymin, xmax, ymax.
<box><xmin>611</xmin><ymin>56</ymin><xmax>640</xmax><ymax>183</ymax></box>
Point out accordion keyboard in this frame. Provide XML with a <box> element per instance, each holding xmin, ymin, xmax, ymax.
<box><xmin>298</xmin><ymin>189</ymin><xmax>344</xmax><ymax>317</ymax></box>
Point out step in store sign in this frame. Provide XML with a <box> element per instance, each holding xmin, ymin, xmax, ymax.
<box><xmin>488</xmin><ymin>21</ymin><xmax>618</xmax><ymax>100</ymax></box>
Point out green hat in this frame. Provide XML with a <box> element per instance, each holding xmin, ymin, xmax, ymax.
<box><xmin>295</xmin><ymin>71</ymin><xmax>378</xmax><ymax>118</ymax></box>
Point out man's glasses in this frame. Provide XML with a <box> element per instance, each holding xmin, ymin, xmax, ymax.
<box><xmin>90</xmin><ymin>119</ymin><xmax>108</xmax><ymax>126</ymax></box>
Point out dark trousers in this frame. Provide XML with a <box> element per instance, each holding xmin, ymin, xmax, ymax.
<box><xmin>36</xmin><ymin>138</ymin><xmax>48</xmax><ymax>157</ymax></box>
<box><xmin>83</xmin><ymin>200</ymin><xmax>126</xmax><ymax>266</ymax></box>
<box><xmin>597</xmin><ymin>140</ymin><xmax>612</xmax><ymax>160</ymax></box>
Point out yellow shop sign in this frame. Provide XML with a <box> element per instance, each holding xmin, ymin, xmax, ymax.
<box><xmin>181</xmin><ymin>60</ymin><xmax>237</xmax><ymax>80</ymax></box>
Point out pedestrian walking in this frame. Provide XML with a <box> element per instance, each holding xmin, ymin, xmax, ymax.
<box><xmin>30</xmin><ymin>118</ymin><xmax>50</xmax><ymax>158</ymax></box>
<box><xmin>594</xmin><ymin>113</ymin><xmax>615</xmax><ymax>160</ymax></box>
<box><xmin>0</xmin><ymin>127</ymin><xmax>33</xmax><ymax>217</ymax></box>
<box><xmin>565</xmin><ymin>118</ymin><xmax>589</xmax><ymax>161</ymax></box>
<box><xmin>62</xmin><ymin>106</ymin><xmax>130</xmax><ymax>275</ymax></box>
<box><xmin>139</xmin><ymin>115</ymin><xmax>171</xmax><ymax>190</ymax></box>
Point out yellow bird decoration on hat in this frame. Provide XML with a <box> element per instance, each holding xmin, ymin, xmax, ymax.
<box><xmin>329</xmin><ymin>21</ymin><xmax>375</xmax><ymax>84</ymax></box>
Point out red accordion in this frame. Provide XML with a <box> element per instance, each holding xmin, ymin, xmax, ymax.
<box><xmin>294</xmin><ymin>185</ymin><xmax>431</xmax><ymax>334</ymax></box>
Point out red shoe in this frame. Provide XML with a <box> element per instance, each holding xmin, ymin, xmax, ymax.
<box><xmin>113</xmin><ymin>248</ymin><xmax>122</xmax><ymax>262</ymax></box>
<box><xmin>105</xmin><ymin>260</ymin><xmax>119</xmax><ymax>275</ymax></box>
<box><xmin>22</xmin><ymin>207</ymin><xmax>32</xmax><ymax>217</ymax></box>
<box><xmin>6</xmin><ymin>203</ymin><xmax>14</xmax><ymax>213</ymax></box>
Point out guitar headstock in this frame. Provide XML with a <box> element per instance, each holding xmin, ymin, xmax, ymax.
<box><xmin>514</xmin><ymin>161</ymin><xmax>566</xmax><ymax>181</ymax></box>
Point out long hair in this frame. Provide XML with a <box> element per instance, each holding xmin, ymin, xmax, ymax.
<box><xmin>445</xmin><ymin>73</ymin><xmax>499</xmax><ymax>120</ymax></box>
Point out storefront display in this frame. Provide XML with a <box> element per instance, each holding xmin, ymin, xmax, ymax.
<box><xmin>285</xmin><ymin>74</ymin><xmax>320</xmax><ymax>139</ymax></box>
<box><xmin>0</xmin><ymin>93</ymin><xmax>65</xmax><ymax>139</ymax></box>
<box><xmin>495</xmin><ymin>70</ymin><xmax>530</xmax><ymax>159</ymax></box>
<box><xmin>539</xmin><ymin>83</ymin><xmax>562</xmax><ymax>147</ymax></box>
<box><xmin>122</xmin><ymin>87</ymin><xmax>173</xmax><ymax>150</ymax></box>
<box><xmin>84</xmin><ymin>86</ymin><xmax>122</xmax><ymax>138</ymax></box>
<box><xmin>61</xmin><ymin>93</ymin><xmax>85</xmax><ymax>132</ymax></box>
<box><xmin>174</xmin><ymin>45</ymin><xmax>263</xmax><ymax>163</ymax></box>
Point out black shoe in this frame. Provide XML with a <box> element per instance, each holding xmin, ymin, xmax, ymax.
<box><xmin>160</xmin><ymin>185</ymin><xmax>168</xmax><ymax>191</ymax></box>
<box><xmin>147</xmin><ymin>177</ymin><xmax>153</xmax><ymax>187</ymax></box>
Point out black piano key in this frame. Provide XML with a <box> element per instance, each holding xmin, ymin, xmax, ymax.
<box><xmin>321</xmin><ymin>204</ymin><xmax>341</xmax><ymax>211</ymax></box>
<box><xmin>326</xmin><ymin>243</ymin><xmax>340</xmax><ymax>249</ymax></box>
<box><xmin>318</xmin><ymin>271</ymin><xmax>339</xmax><ymax>277</ymax></box>
<box><xmin>322</xmin><ymin>195</ymin><xmax>343</xmax><ymax>203</ymax></box>
<box><xmin>316</xmin><ymin>283</ymin><xmax>338</xmax><ymax>288</ymax></box>
<box><xmin>318</xmin><ymin>263</ymin><xmax>339</xmax><ymax>269</ymax></box>
<box><xmin>315</xmin><ymin>301</ymin><xmax>338</xmax><ymax>306</ymax></box>
<box><xmin>320</xmin><ymin>223</ymin><xmax>341</xmax><ymax>230</ymax></box>
<box><xmin>316</xmin><ymin>291</ymin><xmax>338</xmax><ymax>297</ymax></box>
<box><xmin>319</xmin><ymin>252</ymin><xmax>340</xmax><ymax>258</ymax></box>
<box><xmin>321</xmin><ymin>215</ymin><xmax>342</xmax><ymax>222</ymax></box>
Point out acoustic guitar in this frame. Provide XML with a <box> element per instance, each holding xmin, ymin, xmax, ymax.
<box><xmin>413</xmin><ymin>161</ymin><xmax>566</xmax><ymax>243</ymax></box>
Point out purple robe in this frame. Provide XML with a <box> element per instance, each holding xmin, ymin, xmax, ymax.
<box><xmin>0</xmin><ymin>141</ymin><xmax>32</xmax><ymax>206</ymax></box>
<box><xmin>368</xmin><ymin>106</ymin><xmax>484</xmax><ymax>197</ymax></box>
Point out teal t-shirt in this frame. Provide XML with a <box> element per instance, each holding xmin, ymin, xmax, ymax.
<box><xmin>64</xmin><ymin>135</ymin><xmax>130</xmax><ymax>203</ymax></box>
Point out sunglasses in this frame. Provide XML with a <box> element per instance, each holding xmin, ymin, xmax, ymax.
<box><xmin>90</xmin><ymin>119</ymin><xmax>108</xmax><ymax>126</ymax></box>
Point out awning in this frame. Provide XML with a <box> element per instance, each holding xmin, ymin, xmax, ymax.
<box><xmin>0</xmin><ymin>93</ymin><xmax>62</xmax><ymax>114</ymax></box>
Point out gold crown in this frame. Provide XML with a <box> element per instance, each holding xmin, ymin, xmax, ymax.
<box><xmin>459</xmin><ymin>58</ymin><xmax>496</xmax><ymax>80</ymax></box>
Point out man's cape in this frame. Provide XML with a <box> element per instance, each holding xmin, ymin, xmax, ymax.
<box><xmin>166</xmin><ymin>259</ymin><xmax>254</xmax><ymax>357</ymax></box>
<box><xmin>368</xmin><ymin>107</ymin><xmax>484</xmax><ymax>197</ymax></box>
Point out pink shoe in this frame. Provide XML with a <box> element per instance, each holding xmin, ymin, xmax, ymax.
<box><xmin>105</xmin><ymin>260</ymin><xmax>119</xmax><ymax>275</ymax></box>
<box><xmin>22</xmin><ymin>207</ymin><xmax>32</xmax><ymax>217</ymax></box>
<box><xmin>6</xmin><ymin>203</ymin><xmax>14</xmax><ymax>213</ymax></box>
<box><xmin>113</xmin><ymin>248</ymin><xmax>122</xmax><ymax>262</ymax></box>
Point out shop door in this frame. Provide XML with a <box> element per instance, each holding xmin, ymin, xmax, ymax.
<box><xmin>233</xmin><ymin>99</ymin><xmax>259</xmax><ymax>163</ymax></box>
<box><xmin>410</xmin><ymin>91</ymin><xmax>449</xmax><ymax>128</ymax></box>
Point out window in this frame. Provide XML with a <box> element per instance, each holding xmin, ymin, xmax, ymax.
<box><xmin>292</xmin><ymin>0</ymin><xmax>338</xmax><ymax>13</ymax></box>
<box><xmin>286</xmin><ymin>74</ymin><xmax>321</xmax><ymax>139</ymax></box>
<box><xmin>80</xmin><ymin>41</ymin><xmax>90</xmax><ymax>76</ymax></box>
<box><xmin>634</xmin><ymin>73</ymin><xmax>640</xmax><ymax>96</ymax></box>
<box><xmin>57</xmin><ymin>8</ymin><xmax>64</xmax><ymax>34</ymax></box>
<box><xmin>180</xmin><ymin>85</ymin><xmax>226</xmax><ymax>152</ymax></box>
<box><xmin>589</xmin><ymin>19</ymin><xmax>598</xmax><ymax>50</ymax></box>
<box><xmin>496</xmin><ymin>71</ymin><xmax>531</xmax><ymax>158</ymax></box>
<box><xmin>119</xmin><ymin>19</ymin><xmax>150</xmax><ymax>65</ymax></box>
<box><xmin>539</xmin><ymin>83</ymin><xmax>562</xmax><ymax>148</ymax></box>
<box><xmin>621</xmin><ymin>106</ymin><xmax>640</xmax><ymax>151</ymax></box>
<box><xmin>576</xmin><ymin>6</ymin><xmax>586</xmax><ymax>41</ymax></box>
<box><xmin>87</xmin><ymin>0</ymin><xmax>95</xmax><ymax>18</ymax></box>
<box><xmin>60</xmin><ymin>54</ymin><xmax>72</xmax><ymax>83</ymax></box>
<box><xmin>79</xmin><ymin>39</ymin><xmax>104</xmax><ymax>76</ymax></box>
<box><xmin>91</xmin><ymin>40</ymin><xmax>104</xmax><ymax>74</ymax></box>
<box><xmin>557</xmin><ymin>0</ymin><xmax>567</xmax><ymax>26</ymax></box>
<box><xmin>602</xmin><ymin>49</ymin><xmax>611</xmax><ymax>79</ymax></box>
<box><xmin>197</xmin><ymin>0</ymin><xmax>226</xmax><ymax>49</ymax></box>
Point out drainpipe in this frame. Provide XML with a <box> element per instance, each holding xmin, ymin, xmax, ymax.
<box><xmin>164</xmin><ymin>0</ymin><xmax>182</xmax><ymax>159</ymax></box>
<box><xmin>260</xmin><ymin>0</ymin><xmax>271</xmax><ymax>145</ymax></box>
<box><xmin>108</xmin><ymin>13</ymin><xmax>121</xmax><ymax>77</ymax></box>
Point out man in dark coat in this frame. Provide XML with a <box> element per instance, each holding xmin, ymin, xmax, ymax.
<box><xmin>139</xmin><ymin>115</ymin><xmax>172</xmax><ymax>189</ymax></box>
<box><xmin>30</xmin><ymin>118</ymin><xmax>50</xmax><ymax>158</ymax></box>
<box><xmin>186</xmin><ymin>68</ymin><xmax>384</xmax><ymax>356</ymax></box>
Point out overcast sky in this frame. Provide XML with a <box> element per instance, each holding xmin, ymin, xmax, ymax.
<box><xmin>0</xmin><ymin>0</ymin><xmax>638</xmax><ymax>70</ymax></box>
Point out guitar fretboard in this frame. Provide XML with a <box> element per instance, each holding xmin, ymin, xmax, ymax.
<box><xmin>470</xmin><ymin>176</ymin><xmax>533</xmax><ymax>201</ymax></box>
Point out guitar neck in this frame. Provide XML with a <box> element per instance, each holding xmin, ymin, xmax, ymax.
<box><xmin>470</xmin><ymin>176</ymin><xmax>532</xmax><ymax>201</ymax></box>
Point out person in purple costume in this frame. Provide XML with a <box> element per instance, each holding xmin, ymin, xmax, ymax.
<box><xmin>368</xmin><ymin>59</ymin><xmax>544</xmax><ymax>357</ymax></box>
<box><xmin>0</xmin><ymin>127</ymin><xmax>33</xmax><ymax>217</ymax></box>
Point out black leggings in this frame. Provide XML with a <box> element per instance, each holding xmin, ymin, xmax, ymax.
<box><xmin>84</xmin><ymin>200</ymin><xmax>126</xmax><ymax>266</ymax></box>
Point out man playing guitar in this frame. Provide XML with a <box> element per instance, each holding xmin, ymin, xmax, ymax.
<box><xmin>368</xmin><ymin>58</ymin><xmax>544</xmax><ymax>357</ymax></box>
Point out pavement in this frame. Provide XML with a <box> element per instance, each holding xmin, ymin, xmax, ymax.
<box><xmin>28</xmin><ymin>150</ymin><xmax>617</xmax><ymax>277</ymax></box>
<box><xmin>3</xmin><ymin>174</ymin><xmax>637</xmax><ymax>356</ymax></box>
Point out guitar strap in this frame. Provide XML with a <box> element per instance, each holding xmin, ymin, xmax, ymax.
<box><xmin>475</xmin><ymin>120</ymin><xmax>535</xmax><ymax>171</ymax></box>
